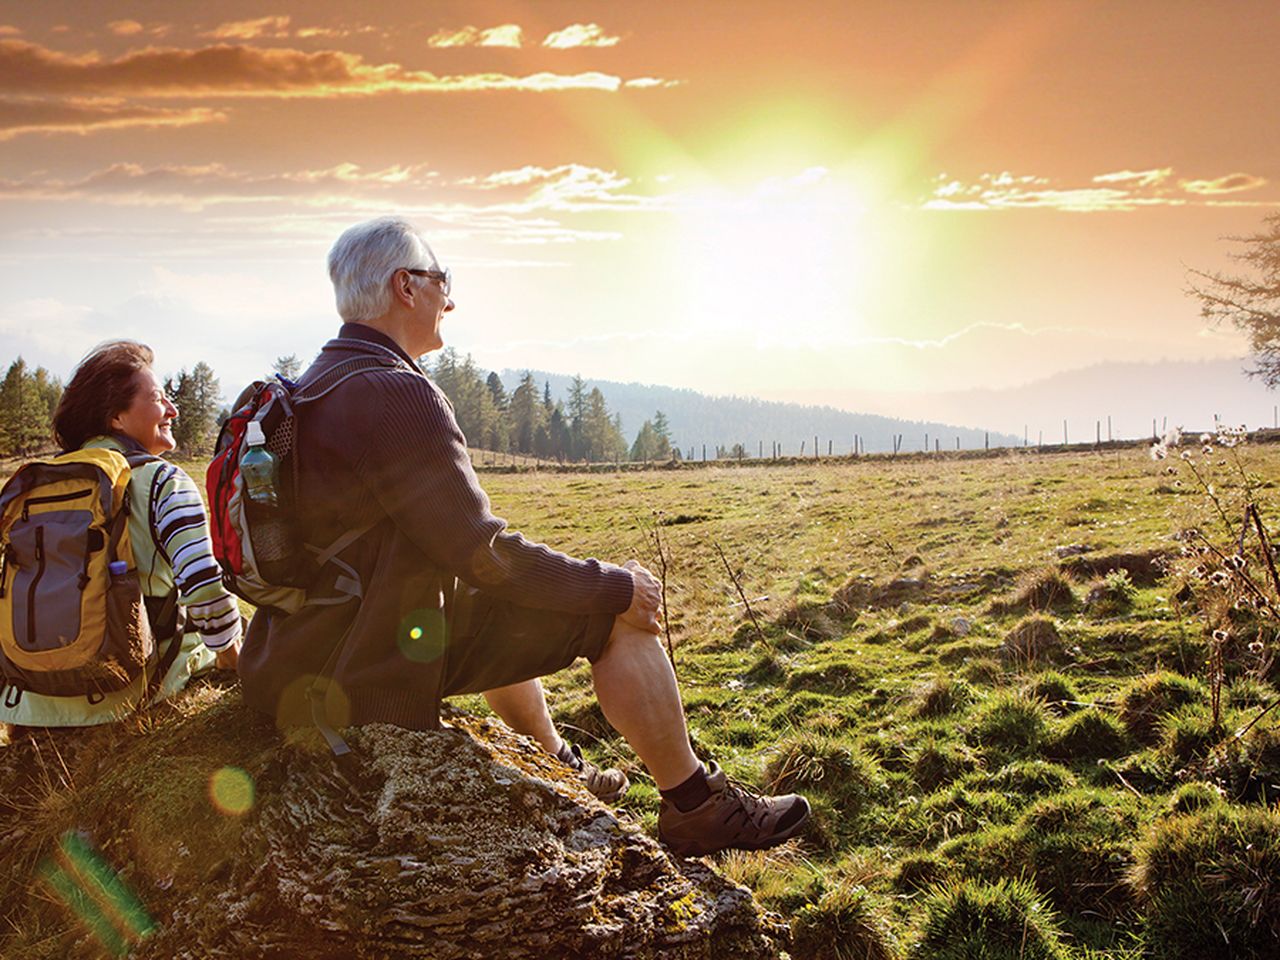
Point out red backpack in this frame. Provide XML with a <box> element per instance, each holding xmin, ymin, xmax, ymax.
<box><xmin>206</xmin><ymin>357</ymin><xmax>388</xmax><ymax>614</ymax></box>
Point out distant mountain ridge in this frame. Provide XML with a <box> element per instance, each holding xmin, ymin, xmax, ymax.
<box><xmin>499</xmin><ymin>357</ymin><xmax>1277</xmax><ymax>453</ymax></box>
<box><xmin>865</xmin><ymin>357</ymin><xmax>1277</xmax><ymax>440</ymax></box>
<box><xmin>498</xmin><ymin>369</ymin><xmax>1020</xmax><ymax>455</ymax></box>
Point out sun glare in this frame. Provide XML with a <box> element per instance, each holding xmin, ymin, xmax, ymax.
<box><xmin>671</xmin><ymin>168</ymin><xmax>876</xmax><ymax>352</ymax></box>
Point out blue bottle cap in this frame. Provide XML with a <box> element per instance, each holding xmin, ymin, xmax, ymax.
<box><xmin>108</xmin><ymin>560</ymin><xmax>128</xmax><ymax>576</ymax></box>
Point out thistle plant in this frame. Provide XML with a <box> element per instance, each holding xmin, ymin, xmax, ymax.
<box><xmin>1154</xmin><ymin>424</ymin><xmax>1279</xmax><ymax>731</ymax></box>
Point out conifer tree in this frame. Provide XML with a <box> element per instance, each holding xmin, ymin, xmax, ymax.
<box><xmin>651</xmin><ymin>410</ymin><xmax>673</xmax><ymax>459</ymax></box>
<box><xmin>582</xmin><ymin>387</ymin><xmax>625</xmax><ymax>462</ymax></box>
<box><xmin>32</xmin><ymin>365</ymin><xmax>62</xmax><ymax>427</ymax></box>
<box><xmin>167</xmin><ymin>361</ymin><xmax>221</xmax><ymax>454</ymax></box>
<box><xmin>273</xmin><ymin>354</ymin><xmax>302</xmax><ymax>380</ymax></box>
<box><xmin>486</xmin><ymin>372</ymin><xmax>508</xmax><ymax>412</ymax></box>
<box><xmin>630</xmin><ymin>420</ymin><xmax>660</xmax><ymax>461</ymax></box>
<box><xmin>547</xmin><ymin>403</ymin><xmax>570</xmax><ymax>461</ymax></box>
<box><xmin>509</xmin><ymin>372</ymin><xmax>543</xmax><ymax>454</ymax></box>
<box><xmin>0</xmin><ymin>358</ymin><xmax>52</xmax><ymax>455</ymax></box>
<box><xmin>430</xmin><ymin>347</ymin><xmax>462</xmax><ymax>398</ymax></box>
<box><xmin>568</xmin><ymin>375</ymin><xmax>588</xmax><ymax>459</ymax></box>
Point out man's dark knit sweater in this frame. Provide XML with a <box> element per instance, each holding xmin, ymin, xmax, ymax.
<box><xmin>238</xmin><ymin>324</ymin><xmax>635</xmax><ymax>730</ymax></box>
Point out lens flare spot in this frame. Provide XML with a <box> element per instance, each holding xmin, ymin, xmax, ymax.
<box><xmin>39</xmin><ymin>831</ymin><xmax>155</xmax><ymax>955</ymax></box>
<box><xmin>397</xmin><ymin>609</ymin><xmax>447</xmax><ymax>663</ymax></box>
<box><xmin>275</xmin><ymin>673</ymin><xmax>351</xmax><ymax>731</ymax></box>
<box><xmin>209</xmin><ymin>766</ymin><xmax>255</xmax><ymax>816</ymax></box>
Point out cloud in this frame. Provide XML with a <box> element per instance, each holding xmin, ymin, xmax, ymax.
<box><xmin>107</xmin><ymin>20</ymin><xmax>144</xmax><ymax>37</ymax></box>
<box><xmin>0</xmin><ymin>25</ymin><xmax>21</xmax><ymax>37</ymax></box>
<box><xmin>1092</xmin><ymin>168</ymin><xmax>1172</xmax><ymax>187</ymax></box>
<box><xmin>542</xmin><ymin>23</ymin><xmax>620</xmax><ymax>48</ymax></box>
<box><xmin>295</xmin><ymin>24</ymin><xmax>382</xmax><ymax>39</ymax></box>
<box><xmin>0</xmin><ymin>97</ymin><xmax>225</xmax><ymax>140</ymax></box>
<box><xmin>926</xmin><ymin>168</ymin><xmax>1276</xmax><ymax>211</ymax></box>
<box><xmin>0</xmin><ymin>160</ymin><xmax>652</xmax><ymax>251</ymax></box>
<box><xmin>200</xmin><ymin>16</ymin><xmax>380</xmax><ymax>41</ymax></box>
<box><xmin>476</xmin><ymin>25</ymin><xmax>523</xmax><ymax>47</ymax></box>
<box><xmin>0</xmin><ymin>160</ymin><xmax>439</xmax><ymax>207</ymax></box>
<box><xmin>455</xmin><ymin>163</ymin><xmax>668</xmax><ymax>213</ymax></box>
<box><xmin>0</xmin><ymin>159</ymin><xmax>663</xmax><ymax>219</ymax></box>
<box><xmin>625</xmin><ymin>77</ymin><xmax>680</xmax><ymax>89</ymax></box>
<box><xmin>1180</xmin><ymin>173</ymin><xmax>1267</xmax><ymax>195</ymax></box>
<box><xmin>429</xmin><ymin>24</ymin><xmax>524</xmax><ymax>48</ymax></box>
<box><xmin>0</xmin><ymin>39</ymin><xmax>662</xmax><ymax>97</ymax></box>
<box><xmin>204</xmin><ymin>15</ymin><xmax>292</xmax><ymax>41</ymax></box>
<box><xmin>104</xmin><ymin>20</ymin><xmax>172</xmax><ymax>40</ymax></box>
<box><xmin>0</xmin><ymin>298</ymin><xmax>101</xmax><ymax>367</ymax></box>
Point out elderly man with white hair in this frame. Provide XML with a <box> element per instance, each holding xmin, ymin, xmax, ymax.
<box><xmin>239</xmin><ymin>216</ymin><xmax>808</xmax><ymax>856</ymax></box>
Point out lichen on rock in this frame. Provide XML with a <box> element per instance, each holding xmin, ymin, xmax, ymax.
<box><xmin>133</xmin><ymin>710</ymin><xmax>787</xmax><ymax>959</ymax></box>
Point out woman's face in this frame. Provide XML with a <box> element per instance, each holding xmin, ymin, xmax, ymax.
<box><xmin>110</xmin><ymin>366</ymin><xmax>178</xmax><ymax>455</ymax></box>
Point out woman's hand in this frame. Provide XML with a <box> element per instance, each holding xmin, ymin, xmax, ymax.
<box><xmin>215</xmin><ymin>629</ymin><xmax>243</xmax><ymax>671</ymax></box>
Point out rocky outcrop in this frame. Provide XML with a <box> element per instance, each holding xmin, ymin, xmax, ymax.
<box><xmin>134</xmin><ymin>711</ymin><xmax>787</xmax><ymax>959</ymax></box>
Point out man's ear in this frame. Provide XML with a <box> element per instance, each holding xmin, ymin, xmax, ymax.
<box><xmin>393</xmin><ymin>270</ymin><xmax>415</xmax><ymax>306</ymax></box>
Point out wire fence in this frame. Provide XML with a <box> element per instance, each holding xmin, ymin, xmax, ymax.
<box><xmin>470</xmin><ymin>422</ymin><xmax>1280</xmax><ymax>473</ymax></box>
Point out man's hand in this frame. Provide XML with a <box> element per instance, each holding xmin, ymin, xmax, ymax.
<box><xmin>619</xmin><ymin>559</ymin><xmax>662</xmax><ymax>634</ymax></box>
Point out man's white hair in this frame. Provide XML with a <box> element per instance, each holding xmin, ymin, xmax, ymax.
<box><xmin>327</xmin><ymin>216</ymin><xmax>438</xmax><ymax>323</ymax></box>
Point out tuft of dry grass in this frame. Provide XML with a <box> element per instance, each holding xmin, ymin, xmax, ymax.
<box><xmin>990</xmin><ymin>567</ymin><xmax>1077</xmax><ymax>615</ymax></box>
<box><xmin>1001</xmin><ymin>614</ymin><xmax>1063</xmax><ymax>665</ymax></box>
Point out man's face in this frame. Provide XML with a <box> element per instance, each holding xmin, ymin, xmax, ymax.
<box><xmin>420</xmin><ymin>277</ymin><xmax>450</xmax><ymax>354</ymax></box>
<box><xmin>408</xmin><ymin>263</ymin><xmax>453</xmax><ymax>354</ymax></box>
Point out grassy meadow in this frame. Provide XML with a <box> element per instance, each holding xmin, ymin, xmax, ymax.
<box><xmin>3</xmin><ymin>440</ymin><xmax>1279</xmax><ymax>959</ymax></box>
<box><xmin>463</xmin><ymin>442</ymin><xmax>1280</xmax><ymax>958</ymax></box>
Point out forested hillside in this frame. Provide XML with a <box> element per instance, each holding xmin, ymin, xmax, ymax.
<box><xmin>499</xmin><ymin>368</ymin><xmax>1020</xmax><ymax>456</ymax></box>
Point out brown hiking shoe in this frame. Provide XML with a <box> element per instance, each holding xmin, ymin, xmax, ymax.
<box><xmin>657</xmin><ymin>762</ymin><xmax>810</xmax><ymax>857</ymax></box>
<box><xmin>560</xmin><ymin>742</ymin><xmax>630</xmax><ymax>803</ymax></box>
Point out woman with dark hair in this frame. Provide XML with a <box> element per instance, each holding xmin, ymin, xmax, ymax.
<box><xmin>0</xmin><ymin>340</ymin><xmax>241</xmax><ymax>726</ymax></box>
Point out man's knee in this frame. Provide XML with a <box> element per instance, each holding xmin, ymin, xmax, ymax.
<box><xmin>602</xmin><ymin>616</ymin><xmax>666</xmax><ymax>658</ymax></box>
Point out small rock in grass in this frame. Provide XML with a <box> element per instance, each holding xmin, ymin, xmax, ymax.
<box><xmin>1053</xmin><ymin>544</ymin><xmax>1094</xmax><ymax>558</ymax></box>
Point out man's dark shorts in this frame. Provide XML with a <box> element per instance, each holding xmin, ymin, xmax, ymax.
<box><xmin>440</xmin><ymin>583</ymin><xmax>616</xmax><ymax>697</ymax></box>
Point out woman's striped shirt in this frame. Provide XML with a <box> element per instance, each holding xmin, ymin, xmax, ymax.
<box><xmin>144</xmin><ymin>458</ymin><xmax>241</xmax><ymax>650</ymax></box>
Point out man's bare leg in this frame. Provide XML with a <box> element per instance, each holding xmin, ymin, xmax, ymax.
<box><xmin>484</xmin><ymin>679</ymin><xmax>563</xmax><ymax>755</ymax></box>
<box><xmin>590</xmin><ymin>619</ymin><xmax>701</xmax><ymax>790</ymax></box>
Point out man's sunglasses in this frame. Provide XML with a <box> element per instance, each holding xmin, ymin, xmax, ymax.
<box><xmin>403</xmin><ymin>266</ymin><xmax>451</xmax><ymax>297</ymax></box>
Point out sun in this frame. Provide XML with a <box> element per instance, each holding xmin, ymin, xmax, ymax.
<box><xmin>669</xmin><ymin>166</ymin><xmax>878</xmax><ymax>350</ymax></box>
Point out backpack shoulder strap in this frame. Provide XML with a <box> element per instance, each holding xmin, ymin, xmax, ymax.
<box><xmin>119</xmin><ymin>452</ymin><xmax>183</xmax><ymax>631</ymax></box>
<box><xmin>294</xmin><ymin>352</ymin><xmax>409</xmax><ymax>406</ymax></box>
<box><xmin>123</xmin><ymin>450</ymin><xmax>160</xmax><ymax>469</ymax></box>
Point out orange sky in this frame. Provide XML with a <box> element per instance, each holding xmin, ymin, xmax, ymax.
<box><xmin>1</xmin><ymin>1</ymin><xmax>1277</xmax><ymax>435</ymax></box>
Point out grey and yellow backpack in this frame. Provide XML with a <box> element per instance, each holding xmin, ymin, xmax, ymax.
<box><xmin>0</xmin><ymin>448</ymin><xmax>180</xmax><ymax>704</ymax></box>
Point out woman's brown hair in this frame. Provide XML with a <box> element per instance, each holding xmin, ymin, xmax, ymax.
<box><xmin>53</xmin><ymin>340</ymin><xmax>155</xmax><ymax>452</ymax></box>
